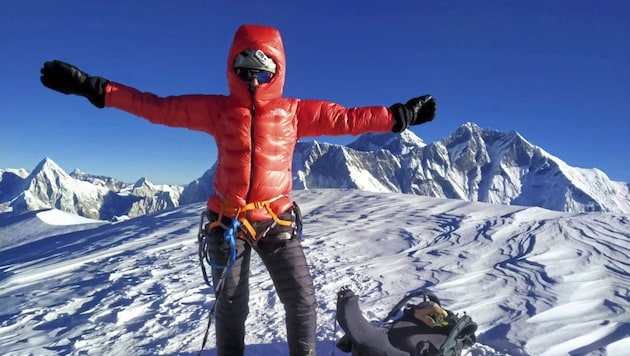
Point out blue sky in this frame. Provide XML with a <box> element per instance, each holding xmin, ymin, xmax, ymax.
<box><xmin>1</xmin><ymin>1</ymin><xmax>628</xmax><ymax>185</ymax></box>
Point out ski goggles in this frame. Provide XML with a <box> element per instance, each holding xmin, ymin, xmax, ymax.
<box><xmin>236</xmin><ymin>68</ymin><xmax>273</xmax><ymax>84</ymax></box>
<box><xmin>235</xmin><ymin>68</ymin><xmax>274</xmax><ymax>84</ymax></box>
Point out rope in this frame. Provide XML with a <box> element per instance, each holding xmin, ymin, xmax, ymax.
<box><xmin>197</xmin><ymin>212</ymin><xmax>213</xmax><ymax>287</ymax></box>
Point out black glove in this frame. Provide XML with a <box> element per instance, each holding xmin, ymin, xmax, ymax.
<box><xmin>390</xmin><ymin>95</ymin><xmax>436</xmax><ymax>133</ymax></box>
<box><xmin>40</xmin><ymin>60</ymin><xmax>109</xmax><ymax>108</ymax></box>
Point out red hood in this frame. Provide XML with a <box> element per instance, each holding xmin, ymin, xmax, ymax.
<box><xmin>227</xmin><ymin>24</ymin><xmax>286</xmax><ymax>102</ymax></box>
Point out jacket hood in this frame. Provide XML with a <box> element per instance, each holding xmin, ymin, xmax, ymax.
<box><xmin>227</xmin><ymin>24</ymin><xmax>286</xmax><ymax>102</ymax></box>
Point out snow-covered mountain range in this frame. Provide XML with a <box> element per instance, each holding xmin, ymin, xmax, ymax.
<box><xmin>2</xmin><ymin>122</ymin><xmax>629</xmax><ymax>220</ymax></box>
<box><xmin>0</xmin><ymin>158</ymin><xmax>182</xmax><ymax>221</ymax></box>
<box><xmin>186</xmin><ymin>122</ymin><xmax>630</xmax><ymax>214</ymax></box>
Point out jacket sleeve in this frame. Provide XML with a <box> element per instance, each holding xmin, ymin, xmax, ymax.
<box><xmin>104</xmin><ymin>81</ymin><xmax>219</xmax><ymax>135</ymax></box>
<box><xmin>295</xmin><ymin>100</ymin><xmax>395</xmax><ymax>138</ymax></box>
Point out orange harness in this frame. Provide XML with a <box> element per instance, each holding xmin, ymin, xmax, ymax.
<box><xmin>208</xmin><ymin>199</ymin><xmax>293</xmax><ymax>243</ymax></box>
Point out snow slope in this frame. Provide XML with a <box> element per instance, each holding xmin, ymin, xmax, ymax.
<box><xmin>1</xmin><ymin>189</ymin><xmax>628</xmax><ymax>355</ymax></box>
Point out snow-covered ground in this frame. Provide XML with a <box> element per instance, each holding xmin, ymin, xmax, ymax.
<box><xmin>1</xmin><ymin>189</ymin><xmax>628</xmax><ymax>355</ymax></box>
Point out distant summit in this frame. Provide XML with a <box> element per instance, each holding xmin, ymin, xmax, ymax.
<box><xmin>70</xmin><ymin>168</ymin><xmax>129</xmax><ymax>191</ymax></box>
<box><xmin>348</xmin><ymin>130</ymin><xmax>426</xmax><ymax>155</ymax></box>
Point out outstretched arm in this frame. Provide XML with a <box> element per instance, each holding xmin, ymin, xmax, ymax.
<box><xmin>40</xmin><ymin>60</ymin><xmax>218</xmax><ymax>134</ymax></box>
<box><xmin>296</xmin><ymin>100</ymin><xmax>394</xmax><ymax>138</ymax></box>
<box><xmin>105</xmin><ymin>82</ymin><xmax>217</xmax><ymax>133</ymax></box>
<box><xmin>296</xmin><ymin>95</ymin><xmax>436</xmax><ymax>138</ymax></box>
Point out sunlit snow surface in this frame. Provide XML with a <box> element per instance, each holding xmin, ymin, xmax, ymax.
<box><xmin>1</xmin><ymin>189</ymin><xmax>628</xmax><ymax>355</ymax></box>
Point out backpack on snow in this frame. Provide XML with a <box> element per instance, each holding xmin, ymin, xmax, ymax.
<box><xmin>336</xmin><ymin>288</ymin><xmax>477</xmax><ymax>356</ymax></box>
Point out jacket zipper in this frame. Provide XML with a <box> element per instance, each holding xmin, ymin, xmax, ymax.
<box><xmin>246</xmin><ymin>90</ymin><xmax>256</xmax><ymax>219</ymax></box>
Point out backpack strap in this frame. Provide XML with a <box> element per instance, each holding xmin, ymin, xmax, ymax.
<box><xmin>439</xmin><ymin>313</ymin><xmax>478</xmax><ymax>356</ymax></box>
<box><xmin>383</xmin><ymin>289</ymin><xmax>442</xmax><ymax>323</ymax></box>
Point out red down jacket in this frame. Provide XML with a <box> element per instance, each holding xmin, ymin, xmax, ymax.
<box><xmin>105</xmin><ymin>24</ymin><xmax>395</xmax><ymax>221</ymax></box>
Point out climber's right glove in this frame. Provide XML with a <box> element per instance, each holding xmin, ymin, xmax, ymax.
<box><xmin>40</xmin><ymin>60</ymin><xmax>109</xmax><ymax>108</ymax></box>
<box><xmin>390</xmin><ymin>95</ymin><xmax>436</xmax><ymax>132</ymax></box>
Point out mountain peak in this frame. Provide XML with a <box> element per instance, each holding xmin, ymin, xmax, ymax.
<box><xmin>461</xmin><ymin>121</ymin><xmax>480</xmax><ymax>130</ymax></box>
<box><xmin>348</xmin><ymin>131</ymin><xmax>425</xmax><ymax>155</ymax></box>
<box><xmin>34</xmin><ymin>157</ymin><xmax>62</xmax><ymax>171</ymax></box>
<box><xmin>30</xmin><ymin>157</ymin><xmax>68</xmax><ymax>180</ymax></box>
<box><xmin>133</xmin><ymin>177</ymin><xmax>154</xmax><ymax>189</ymax></box>
<box><xmin>448</xmin><ymin>123</ymin><xmax>534</xmax><ymax>151</ymax></box>
<box><xmin>454</xmin><ymin>122</ymin><xmax>483</xmax><ymax>137</ymax></box>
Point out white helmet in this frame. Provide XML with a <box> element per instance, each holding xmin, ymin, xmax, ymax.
<box><xmin>233</xmin><ymin>49</ymin><xmax>277</xmax><ymax>74</ymax></box>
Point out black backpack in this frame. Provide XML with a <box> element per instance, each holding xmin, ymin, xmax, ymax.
<box><xmin>336</xmin><ymin>288</ymin><xmax>477</xmax><ymax>356</ymax></box>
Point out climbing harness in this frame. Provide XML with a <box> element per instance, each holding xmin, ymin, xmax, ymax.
<box><xmin>205</xmin><ymin>197</ymin><xmax>296</xmax><ymax>244</ymax></box>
